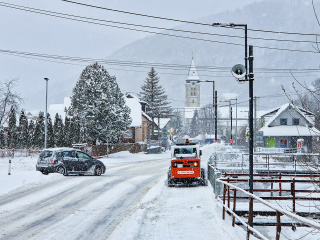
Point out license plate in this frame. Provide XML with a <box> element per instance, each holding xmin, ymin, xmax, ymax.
<box><xmin>177</xmin><ymin>171</ymin><xmax>194</xmax><ymax>174</ymax></box>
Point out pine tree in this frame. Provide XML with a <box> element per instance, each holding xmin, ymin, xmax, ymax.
<box><xmin>7</xmin><ymin>106</ymin><xmax>17</xmax><ymax>148</ymax></box>
<box><xmin>169</xmin><ymin>110</ymin><xmax>184</xmax><ymax>137</ymax></box>
<box><xmin>53</xmin><ymin>113</ymin><xmax>64</xmax><ymax>147</ymax></box>
<box><xmin>70</xmin><ymin>117</ymin><xmax>80</xmax><ymax>144</ymax></box>
<box><xmin>190</xmin><ymin>110</ymin><xmax>201</xmax><ymax>138</ymax></box>
<box><xmin>18</xmin><ymin>109</ymin><xmax>28</xmax><ymax>148</ymax></box>
<box><xmin>70</xmin><ymin>62</ymin><xmax>131</xmax><ymax>144</ymax></box>
<box><xmin>28</xmin><ymin>120</ymin><xmax>35</xmax><ymax>148</ymax></box>
<box><xmin>47</xmin><ymin>113</ymin><xmax>55</xmax><ymax>148</ymax></box>
<box><xmin>64</xmin><ymin>116</ymin><xmax>72</xmax><ymax>147</ymax></box>
<box><xmin>139</xmin><ymin>67</ymin><xmax>171</xmax><ymax>138</ymax></box>
<box><xmin>0</xmin><ymin>128</ymin><xmax>6</xmax><ymax>148</ymax></box>
<box><xmin>33</xmin><ymin>112</ymin><xmax>45</xmax><ymax>148</ymax></box>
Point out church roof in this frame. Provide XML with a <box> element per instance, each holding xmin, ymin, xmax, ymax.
<box><xmin>186</xmin><ymin>59</ymin><xmax>200</xmax><ymax>81</ymax></box>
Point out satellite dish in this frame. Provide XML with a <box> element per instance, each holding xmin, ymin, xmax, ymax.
<box><xmin>231</xmin><ymin>64</ymin><xmax>246</xmax><ymax>79</ymax></box>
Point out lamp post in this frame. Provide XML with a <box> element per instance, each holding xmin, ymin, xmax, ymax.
<box><xmin>213</xmin><ymin>22</ymin><xmax>254</xmax><ymax>232</ymax></box>
<box><xmin>230</xmin><ymin>98</ymin><xmax>238</xmax><ymax>145</ymax></box>
<box><xmin>221</xmin><ymin>100</ymin><xmax>232</xmax><ymax>143</ymax></box>
<box><xmin>199</xmin><ymin>80</ymin><xmax>217</xmax><ymax>141</ymax></box>
<box><xmin>44</xmin><ymin>78</ymin><xmax>49</xmax><ymax>149</ymax></box>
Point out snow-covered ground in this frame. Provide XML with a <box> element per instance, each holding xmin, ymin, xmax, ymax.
<box><xmin>0</xmin><ymin>145</ymin><xmax>256</xmax><ymax>240</ymax></box>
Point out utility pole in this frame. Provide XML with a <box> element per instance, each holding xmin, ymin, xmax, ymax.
<box><xmin>230</xmin><ymin>98</ymin><xmax>238</xmax><ymax>145</ymax></box>
<box><xmin>253</xmin><ymin>96</ymin><xmax>259</xmax><ymax>149</ymax></box>
<box><xmin>215</xmin><ymin>91</ymin><xmax>218</xmax><ymax>141</ymax></box>
<box><xmin>199</xmin><ymin>80</ymin><xmax>216</xmax><ymax>140</ymax></box>
<box><xmin>221</xmin><ymin>100</ymin><xmax>232</xmax><ymax>143</ymax></box>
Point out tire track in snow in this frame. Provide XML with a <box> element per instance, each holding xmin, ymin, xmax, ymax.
<box><xmin>0</xmin><ymin>158</ymin><xmax>169</xmax><ymax>240</ymax></box>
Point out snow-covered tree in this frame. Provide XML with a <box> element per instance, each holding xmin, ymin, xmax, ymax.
<box><xmin>0</xmin><ymin>79</ymin><xmax>23</xmax><ymax>127</ymax></box>
<box><xmin>70</xmin><ymin>117</ymin><xmax>80</xmax><ymax>144</ymax></box>
<box><xmin>64</xmin><ymin>116</ymin><xmax>72</xmax><ymax>147</ymax></box>
<box><xmin>190</xmin><ymin>110</ymin><xmax>201</xmax><ymax>138</ymax></box>
<box><xmin>53</xmin><ymin>113</ymin><xmax>64</xmax><ymax>147</ymax></box>
<box><xmin>28</xmin><ymin>120</ymin><xmax>35</xmax><ymax>148</ymax></box>
<box><xmin>69</xmin><ymin>62</ymin><xmax>131</xmax><ymax>144</ymax></box>
<box><xmin>47</xmin><ymin>113</ymin><xmax>55</xmax><ymax>148</ymax></box>
<box><xmin>18</xmin><ymin>109</ymin><xmax>28</xmax><ymax>148</ymax></box>
<box><xmin>7</xmin><ymin>106</ymin><xmax>17</xmax><ymax>148</ymax></box>
<box><xmin>139</xmin><ymin>67</ymin><xmax>171</xmax><ymax>138</ymax></box>
<box><xmin>0</xmin><ymin>128</ymin><xmax>6</xmax><ymax>148</ymax></box>
<box><xmin>169</xmin><ymin>110</ymin><xmax>184</xmax><ymax>137</ymax></box>
<box><xmin>33</xmin><ymin>112</ymin><xmax>45</xmax><ymax>148</ymax></box>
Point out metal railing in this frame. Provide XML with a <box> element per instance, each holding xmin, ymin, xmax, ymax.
<box><xmin>208</xmin><ymin>163</ymin><xmax>320</xmax><ymax>240</ymax></box>
<box><xmin>209</xmin><ymin>152</ymin><xmax>320</xmax><ymax>173</ymax></box>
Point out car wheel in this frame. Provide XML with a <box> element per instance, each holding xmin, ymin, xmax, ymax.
<box><xmin>57</xmin><ymin>167</ymin><xmax>66</xmax><ymax>175</ymax></box>
<box><xmin>94</xmin><ymin>166</ymin><xmax>102</xmax><ymax>176</ymax></box>
<box><xmin>41</xmin><ymin>171</ymin><xmax>49</xmax><ymax>175</ymax></box>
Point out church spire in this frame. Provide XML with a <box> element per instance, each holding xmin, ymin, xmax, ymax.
<box><xmin>186</xmin><ymin>58</ymin><xmax>200</xmax><ymax>81</ymax></box>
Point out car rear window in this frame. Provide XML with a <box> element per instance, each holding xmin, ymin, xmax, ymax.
<box><xmin>40</xmin><ymin>150</ymin><xmax>53</xmax><ymax>158</ymax></box>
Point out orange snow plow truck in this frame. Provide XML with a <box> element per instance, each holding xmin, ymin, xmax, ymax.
<box><xmin>167</xmin><ymin>139</ymin><xmax>208</xmax><ymax>187</ymax></box>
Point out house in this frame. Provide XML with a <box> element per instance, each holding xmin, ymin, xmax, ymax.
<box><xmin>124</xmin><ymin>93</ymin><xmax>153</xmax><ymax>143</ymax></box>
<box><xmin>258</xmin><ymin>103</ymin><xmax>320</xmax><ymax>152</ymax></box>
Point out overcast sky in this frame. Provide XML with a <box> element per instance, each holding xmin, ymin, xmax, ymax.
<box><xmin>0</xmin><ymin>0</ymin><xmax>261</xmax><ymax>112</ymax></box>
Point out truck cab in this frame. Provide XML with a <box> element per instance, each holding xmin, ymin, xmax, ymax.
<box><xmin>168</xmin><ymin>139</ymin><xmax>207</xmax><ymax>187</ymax></box>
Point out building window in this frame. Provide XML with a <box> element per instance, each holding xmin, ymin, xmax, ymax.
<box><xmin>191</xmin><ymin>87</ymin><xmax>196</xmax><ymax>96</ymax></box>
<box><xmin>292</xmin><ymin>118</ymin><xmax>299</xmax><ymax>126</ymax></box>
<box><xmin>280</xmin><ymin>118</ymin><xmax>287</xmax><ymax>125</ymax></box>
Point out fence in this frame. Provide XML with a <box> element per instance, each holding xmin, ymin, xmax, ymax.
<box><xmin>0</xmin><ymin>149</ymin><xmax>41</xmax><ymax>158</ymax></box>
<box><xmin>208</xmin><ymin>163</ymin><xmax>320</xmax><ymax>239</ymax></box>
<box><xmin>209</xmin><ymin>152</ymin><xmax>320</xmax><ymax>173</ymax></box>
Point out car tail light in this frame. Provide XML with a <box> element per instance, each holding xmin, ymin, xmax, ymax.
<box><xmin>50</xmin><ymin>158</ymin><xmax>54</xmax><ymax>163</ymax></box>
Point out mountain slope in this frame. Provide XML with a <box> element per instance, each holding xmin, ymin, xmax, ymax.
<box><xmin>108</xmin><ymin>0</ymin><xmax>320</xmax><ymax>110</ymax></box>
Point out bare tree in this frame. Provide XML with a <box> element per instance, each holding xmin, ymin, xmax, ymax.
<box><xmin>0</xmin><ymin>78</ymin><xmax>23</xmax><ymax>127</ymax></box>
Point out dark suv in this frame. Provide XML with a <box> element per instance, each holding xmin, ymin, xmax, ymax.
<box><xmin>36</xmin><ymin>148</ymin><xmax>106</xmax><ymax>176</ymax></box>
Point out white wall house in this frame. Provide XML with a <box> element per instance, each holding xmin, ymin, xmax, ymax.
<box><xmin>258</xmin><ymin>103</ymin><xmax>320</xmax><ymax>152</ymax></box>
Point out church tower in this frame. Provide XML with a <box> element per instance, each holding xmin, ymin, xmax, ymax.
<box><xmin>185</xmin><ymin>57</ymin><xmax>200</xmax><ymax>107</ymax></box>
<box><xmin>184</xmin><ymin>57</ymin><xmax>201</xmax><ymax>124</ymax></box>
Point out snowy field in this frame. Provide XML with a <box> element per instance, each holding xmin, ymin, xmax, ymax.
<box><xmin>0</xmin><ymin>145</ymin><xmax>255</xmax><ymax>240</ymax></box>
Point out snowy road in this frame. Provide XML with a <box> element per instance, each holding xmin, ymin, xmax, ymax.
<box><xmin>0</xmin><ymin>149</ymin><xmax>251</xmax><ymax>240</ymax></box>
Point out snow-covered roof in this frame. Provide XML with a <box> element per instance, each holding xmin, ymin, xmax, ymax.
<box><xmin>184</xmin><ymin>107</ymin><xmax>201</xmax><ymax>119</ymax></box>
<box><xmin>125</xmin><ymin>95</ymin><xmax>142</xmax><ymax>127</ymax></box>
<box><xmin>154</xmin><ymin>118</ymin><xmax>170</xmax><ymax>129</ymax></box>
<box><xmin>260</xmin><ymin>125</ymin><xmax>320</xmax><ymax>137</ymax></box>
<box><xmin>142</xmin><ymin>111</ymin><xmax>152</xmax><ymax>122</ymax></box>
<box><xmin>48</xmin><ymin>97</ymin><xmax>71</xmax><ymax>121</ymax></box>
<box><xmin>263</xmin><ymin>103</ymin><xmax>314</xmax><ymax>127</ymax></box>
<box><xmin>186</xmin><ymin>59</ymin><xmax>200</xmax><ymax>81</ymax></box>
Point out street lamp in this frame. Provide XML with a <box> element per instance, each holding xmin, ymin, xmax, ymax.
<box><xmin>213</xmin><ymin>22</ymin><xmax>254</xmax><ymax>231</ymax></box>
<box><xmin>199</xmin><ymin>80</ymin><xmax>217</xmax><ymax>141</ymax></box>
<box><xmin>44</xmin><ymin>78</ymin><xmax>49</xmax><ymax>149</ymax></box>
<box><xmin>221</xmin><ymin>100</ymin><xmax>232</xmax><ymax>143</ymax></box>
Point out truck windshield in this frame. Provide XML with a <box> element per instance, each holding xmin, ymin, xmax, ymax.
<box><xmin>174</xmin><ymin>148</ymin><xmax>196</xmax><ymax>154</ymax></box>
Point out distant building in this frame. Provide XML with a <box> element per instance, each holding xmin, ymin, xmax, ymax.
<box><xmin>123</xmin><ymin>93</ymin><xmax>153</xmax><ymax>143</ymax></box>
<box><xmin>184</xmin><ymin>57</ymin><xmax>201</xmax><ymax>124</ymax></box>
<box><xmin>48</xmin><ymin>97</ymin><xmax>71</xmax><ymax>121</ymax></box>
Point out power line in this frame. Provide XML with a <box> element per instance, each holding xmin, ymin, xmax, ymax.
<box><xmin>2</xmin><ymin>48</ymin><xmax>320</xmax><ymax>77</ymax></box>
<box><xmin>61</xmin><ymin>0</ymin><xmax>320</xmax><ymax>38</ymax></box>
<box><xmin>0</xmin><ymin>2</ymin><xmax>319</xmax><ymax>54</ymax></box>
